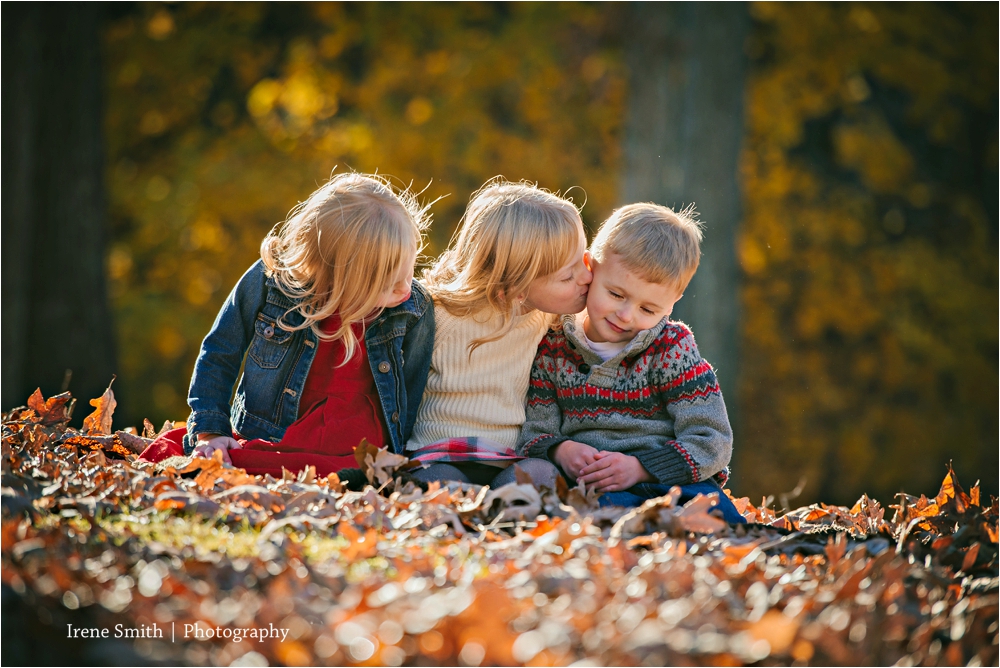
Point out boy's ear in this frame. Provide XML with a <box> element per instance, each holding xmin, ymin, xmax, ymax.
<box><xmin>583</xmin><ymin>250</ymin><xmax>593</xmax><ymax>271</ymax></box>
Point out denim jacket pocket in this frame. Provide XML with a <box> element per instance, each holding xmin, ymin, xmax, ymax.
<box><xmin>248</xmin><ymin>315</ymin><xmax>294</xmax><ymax>369</ymax></box>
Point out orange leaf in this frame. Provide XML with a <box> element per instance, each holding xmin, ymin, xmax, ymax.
<box><xmin>338</xmin><ymin>523</ymin><xmax>379</xmax><ymax>560</ymax></box>
<box><xmin>27</xmin><ymin>389</ymin><xmax>74</xmax><ymax>425</ymax></box>
<box><xmin>961</xmin><ymin>543</ymin><xmax>980</xmax><ymax>572</ymax></box>
<box><xmin>82</xmin><ymin>378</ymin><xmax>117</xmax><ymax>435</ymax></box>
<box><xmin>528</xmin><ymin>517</ymin><xmax>562</xmax><ymax>537</ymax></box>
<box><xmin>745</xmin><ymin>610</ymin><xmax>800</xmax><ymax>655</ymax></box>
<box><xmin>274</xmin><ymin>640</ymin><xmax>311</xmax><ymax>667</ymax></box>
<box><xmin>154</xmin><ymin>497</ymin><xmax>187</xmax><ymax>511</ymax></box>
<box><xmin>675</xmin><ymin>493</ymin><xmax>728</xmax><ymax>534</ymax></box>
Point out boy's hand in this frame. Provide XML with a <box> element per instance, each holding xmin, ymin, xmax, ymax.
<box><xmin>193</xmin><ymin>433</ymin><xmax>242</xmax><ymax>464</ymax></box>
<box><xmin>550</xmin><ymin>440</ymin><xmax>600</xmax><ymax>479</ymax></box>
<box><xmin>578</xmin><ymin>451</ymin><xmax>653</xmax><ymax>492</ymax></box>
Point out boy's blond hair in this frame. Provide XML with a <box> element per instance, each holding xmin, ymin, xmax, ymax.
<box><xmin>591</xmin><ymin>203</ymin><xmax>703</xmax><ymax>290</ymax></box>
<box><xmin>424</xmin><ymin>178</ymin><xmax>583</xmax><ymax>350</ymax></box>
<box><xmin>260</xmin><ymin>172</ymin><xmax>430</xmax><ymax>365</ymax></box>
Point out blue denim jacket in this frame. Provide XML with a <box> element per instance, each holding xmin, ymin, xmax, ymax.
<box><xmin>183</xmin><ymin>260</ymin><xmax>434</xmax><ymax>455</ymax></box>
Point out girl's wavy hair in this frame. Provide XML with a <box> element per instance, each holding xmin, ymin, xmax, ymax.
<box><xmin>261</xmin><ymin>172</ymin><xmax>430</xmax><ymax>365</ymax></box>
<box><xmin>423</xmin><ymin>177</ymin><xmax>583</xmax><ymax>352</ymax></box>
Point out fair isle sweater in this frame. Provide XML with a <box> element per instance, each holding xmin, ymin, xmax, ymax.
<box><xmin>405</xmin><ymin>303</ymin><xmax>553</xmax><ymax>456</ymax></box>
<box><xmin>517</xmin><ymin>314</ymin><xmax>733</xmax><ymax>486</ymax></box>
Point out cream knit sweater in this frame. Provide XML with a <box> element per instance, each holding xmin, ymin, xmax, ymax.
<box><xmin>405</xmin><ymin>302</ymin><xmax>553</xmax><ymax>455</ymax></box>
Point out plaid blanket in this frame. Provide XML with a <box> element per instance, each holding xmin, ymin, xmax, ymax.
<box><xmin>408</xmin><ymin>437</ymin><xmax>525</xmax><ymax>465</ymax></box>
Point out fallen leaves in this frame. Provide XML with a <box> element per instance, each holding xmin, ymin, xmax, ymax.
<box><xmin>1</xmin><ymin>388</ymin><xmax>998</xmax><ymax>666</ymax></box>
<box><xmin>82</xmin><ymin>377</ymin><xmax>117</xmax><ymax>436</ymax></box>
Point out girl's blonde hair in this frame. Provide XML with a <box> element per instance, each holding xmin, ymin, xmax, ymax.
<box><xmin>424</xmin><ymin>178</ymin><xmax>583</xmax><ymax>350</ymax></box>
<box><xmin>261</xmin><ymin>172</ymin><xmax>430</xmax><ymax>365</ymax></box>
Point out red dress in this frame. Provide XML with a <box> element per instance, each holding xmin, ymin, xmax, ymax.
<box><xmin>141</xmin><ymin>315</ymin><xmax>388</xmax><ymax>477</ymax></box>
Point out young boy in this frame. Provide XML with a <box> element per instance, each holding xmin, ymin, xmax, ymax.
<box><xmin>517</xmin><ymin>203</ymin><xmax>744</xmax><ymax>522</ymax></box>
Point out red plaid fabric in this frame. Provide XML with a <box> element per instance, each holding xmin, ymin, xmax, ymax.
<box><xmin>409</xmin><ymin>437</ymin><xmax>524</xmax><ymax>464</ymax></box>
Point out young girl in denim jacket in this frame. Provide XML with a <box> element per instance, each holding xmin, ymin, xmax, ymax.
<box><xmin>404</xmin><ymin>179</ymin><xmax>592</xmax><ymax>488</ymax></box>
<box><xmin>141</xmin><ymin>173</ymin><xmax>434</xmax><ymax>481</ymax></box>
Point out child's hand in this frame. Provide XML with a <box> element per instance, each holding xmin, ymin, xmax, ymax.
<box><xmin>193</xmin><ymin>434</ymin><xmax>242</xmax><ymax>464</ymax></box>
<box><xmin>578</xmin><ymin>451</ymin><xmax>653</xmax><ymax>492</ymax></box>
<box><xmin>551</xmin><ymin>440</ymin><xmax>600</xmax><ymax>479</ymax></box>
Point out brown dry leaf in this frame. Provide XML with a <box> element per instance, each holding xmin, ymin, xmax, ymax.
<box><xmin>82</xmin><ymin>378</ymin><xmax>117</xmax><ymax>435</ymax></box>
<box><xmin>26</xmin><ymin>389</ymin><xmax>74</xmax><ymax>426</ymax></box>
<box><xmin>114</xmin><ymin>431</ymin><xmax>152</xmax><ymax>455</ymax></box>
<box><xmin>354</xmin><ymin>438</ymin><xmax>380</xmax><ymax>472</ymax></box>
<box><xmin>484</xmin><ymin>484</ymin><xmax>542</xmax><ymax>522</ymax></box>
<box><xmin>935</xmin><ymin>465</ymin><xmax>971</xmax><ymax>510</ymax></box>
<box><xmin>563</xmin><ymin>479</ymin><xmax>603</xmax><ymax>513</ymax></box>
<box><xmin>745</xmin><ymin>609</ymin><xmax>800</xmax><ymax>655</ymax></box>
<box><xmin>727</xmin><ymin>492</ymin><xmax>755</xmax><ymax>520</ymax></box>
<box><xmin>155</xmin><ymin>420</ymin><xmax>180</xmax><ymax>437</ymax></box>
<box><xmin>153</xmin><ymin>490</ymin><xmax>221</xmax><ymax>516</ymax></box>
<box><xmin>674</xmin><ymin>493</ymin><xmax>728</xmax><ymax>534</ymax></box>
<box><xmin>825</xmin><ymin>532</ymin><xmax>848</xmax><ymax>567</ymax></box>
<box><xmin>366</xmin><ymin>447</ymin><xmax>411</xmax><ymax>487</ymax></box>
<box><xmin>961</xmin><ymin>543</ymin><xmax>981</xmax><ymax>572</ymax></box>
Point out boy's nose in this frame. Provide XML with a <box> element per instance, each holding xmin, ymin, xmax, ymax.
<box><xmin>617</xmin><ymin>307</ymin><xmax>632</xmax><ymax>323</ymax></box>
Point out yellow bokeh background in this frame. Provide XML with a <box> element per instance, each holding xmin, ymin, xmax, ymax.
<box><xmin>103</xmin><ymin>3</ymin><xmax>997</xmax><ymax>505</ymax></box>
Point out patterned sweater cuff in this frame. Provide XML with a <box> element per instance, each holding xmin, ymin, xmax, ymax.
<box><xmin>633</xmin><ymin>445</ymin><xmax>696</xmax><ymax>486</ymax></box>
<box><xmin>523</xmin><ymin>435</ymin><xmax>569</xmax><ymax>461</ymax></box>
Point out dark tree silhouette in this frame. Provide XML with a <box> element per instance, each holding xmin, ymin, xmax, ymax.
<box><xmin>620</xmin><ymin>2</ymin><xmax>750</xmax><ymax>433</ymax></box>
<box><xmin>2</xmin><ymin>3</ymin><xmax>116</xmax><ymax>413</ymax></box>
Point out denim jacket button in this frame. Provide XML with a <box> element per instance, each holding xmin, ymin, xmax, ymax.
<box><xmin>263</xmin><ymin>325</ymin><xmax>275</xmax><ymax>339</ymax></box>
<box><xmin>378</xmin><ymin>362</ymin><xmax>391</xmax><ymax>373</ymax></box>
<box><xmin>391</xmin><ymin>411</ymin><xmax>399</xmax><ymax>423</ymax></box>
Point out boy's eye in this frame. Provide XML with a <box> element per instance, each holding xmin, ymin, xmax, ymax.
<box><xmin>609</xmin><ymin>291</ymin><xmax>623</xmax><ymax>299</ymax></box>
<box><xmin>640</xmin><ymin>308</ymin><xmax>655</xmax><ymax>315</ymax></box>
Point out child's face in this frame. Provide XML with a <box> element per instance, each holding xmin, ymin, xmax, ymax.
<box><xmin>583</xmin><ymin>252</ymin><xmax>685</xmax><ymax>343</ymax></box>
<box><xmin>522</xmin><ymin>229</ymin><xmax>592</xmax><ymax>314</ymax></box>
<box><xmin>376</xmin><ymin>246</ymin><xmax>418</xmax><ymax>309</ymax></box>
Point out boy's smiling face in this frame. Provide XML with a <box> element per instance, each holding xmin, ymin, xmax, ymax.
<box><xmin>583</xmin><ymin>252</ymin><xmax>686</xmax><ymax>343</ymax></box>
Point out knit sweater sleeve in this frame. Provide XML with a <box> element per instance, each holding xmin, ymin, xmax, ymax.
<box><xmin>633</xmin><ymin>324</ymin><xmax>734</xmax><ymax>485</ymax></box>
<box><xmin>517</xmin><ymin>332</ymin><xmax>568</xmax><ymax>459</ymax></box>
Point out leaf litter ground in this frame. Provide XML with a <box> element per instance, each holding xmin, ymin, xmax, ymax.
<box><xmin>2</xmin><ymin>387</ymin><xmax>997</xmax><ymax>666</ymax></box>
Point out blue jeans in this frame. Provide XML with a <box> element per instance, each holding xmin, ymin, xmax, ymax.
<box><xmin>599</xmin><ymin>480</ymin><xmax>746</xmax><ymax>524</ymax></box>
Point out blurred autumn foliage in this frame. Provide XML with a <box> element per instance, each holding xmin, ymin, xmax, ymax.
<box><xmin>737</xmin><ymin>3</ymin><xmax>998</xmax><ymax>504</ymax></box>
<box><xmin>78</xmin><ymin>1</ymin><xmax>999</xmax><ymax>505</ymax></box>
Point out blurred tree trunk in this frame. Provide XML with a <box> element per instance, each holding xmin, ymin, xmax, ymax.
<box><xmin>620</xmin><ymin>2</ymin><xmax>749</xmax><ymax>434</ymax></box>
<box><xmin>2</xmin><ymin>4</ymin><xmax>116</xmax><ymax>413</ymax></box>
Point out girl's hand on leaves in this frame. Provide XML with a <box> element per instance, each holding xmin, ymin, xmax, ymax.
<box><xmin>193</xmin><ymin>434</ymin><xmax>242</xmax><ymax>464</ymax></box>
<box><xmin>551</xmin><ymin>440</ymin><xmax>600</xmax><ymax>479</ymax></box>
<box><xmin>578</xmin><ymin>451</ymin><xmax>653</xmax><ymax>492</ymax></box>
